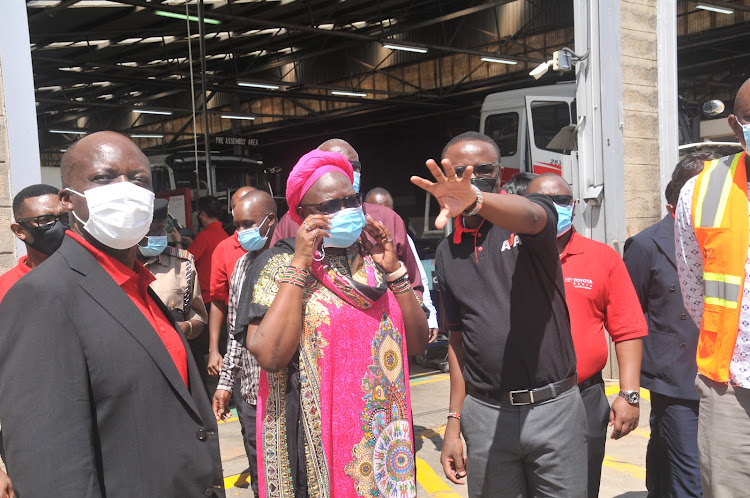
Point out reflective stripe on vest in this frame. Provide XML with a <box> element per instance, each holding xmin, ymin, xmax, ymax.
<box><xmin>703</xmin><ymin>272</ymin><xmax>742</xmax><ymax>309</ymax></box>
<box><xmin>695</xmin><ymin>153</ymin><xmax>742</xmax><ymax>228</ymax></box>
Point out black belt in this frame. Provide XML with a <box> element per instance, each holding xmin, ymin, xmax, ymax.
<box><xmin>577</xmin><ymin>371</ymin><xmax>604</xmax><ymax>392</ymax></box>
<box><xmin>467</xmin><ymin>374</ymin><xmax>578</xmax><ymax>406</ymax></box>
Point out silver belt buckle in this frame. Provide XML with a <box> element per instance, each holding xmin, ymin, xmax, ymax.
<box><xmin>509</xmin><ymin>389</ymin><xmax>533</xmax><ymax>405</ymax></box>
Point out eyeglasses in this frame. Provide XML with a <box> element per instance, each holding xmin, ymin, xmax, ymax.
<box><xmin>299</xmin><ymin>194</ymin><xmax>363</xmax><ymax>214</ymax></box>
<box><xmin>17</xmin><ymin>213</ymin><xmax>69</xmax><ymax>229</ymax></box>
<box><xmin>547</xmin><ymin>194</ymin><xmax>574</xmax><ymax>206</ymax></box>
<box><xmin>452</xmin><ymin>163</ymin><xmax>501</xmax><ymax>179</ymax></box>
<box><xmin>350</xmin><ymin>160</ymin><xmax>362</xmax><ymax>173</ymax></box>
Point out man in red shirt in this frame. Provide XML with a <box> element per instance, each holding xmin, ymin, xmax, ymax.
<box><xmin>0</xmin><ymin>184</ymin><xmax>68</xmax><ymax>301</ymax></box>
<box><xmin>173</xmin><ymin>195</ymin><xmax>228</xmax><ymax>394</ymax></box>
<box><xmin>527</xmin><ymin>174</ymin><xmax>647</xmax><ymax>498</ymax></box>
<box><xmin>207</xmin><ymin>189</ymin><xmax>275</xmax><ymax>375</ymax></box>
<box><xmin>0</xmin><ymin>131</ymin><xmax>223</xmax><ymax>496</ymax></box>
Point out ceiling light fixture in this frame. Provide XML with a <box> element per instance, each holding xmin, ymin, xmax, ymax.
<box><xmin>331</xmin><ymin>90</ymin><xmax>368</xmax><ymax>97</ymax></box>
<box><xmin>50</xmin><ymin>129</ymin><xmax>87</xmax><ymax>135</ymax></box>
<box><xmin>383</xmin><ymin>43</ymin><xmax>428</xmax><ymax>54</ymax></box>
<box><xmin>154</xmin><ymin>10</ymin><xmax>221</xmax><ymax>25</ymax></box>
<box><xmin>237</xmin><ymin>81</ymin><xmax>280</xmax><ymax>90</ymax></box>
<box><xmin>696</xmin><ymin>4</ymin><xmax>734</xmax><ymax>14</ymax></box>
<box><xmin>133</xmin><ymin>109</ymin><xmax>173</xmax><ymax>115</ymax></box>
<box><xmin>221</xmin><ymin>114</ymin><xmax>256</xmax><ymax>120</ymax></box>
<box><xmin>131</xmin><ymin>134</ymin><xmax>164</xmax><ymax>138</ymax></box>
<box><xmin>481</xmin><ymin>57</ymin><xmax>519</xmax><ymax>65</ymax></box>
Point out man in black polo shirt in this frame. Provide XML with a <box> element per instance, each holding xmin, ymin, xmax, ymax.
<box><xmin>412</xmin><ymin>132</ymin><xmax>585</xmax><ymax>497</ymax></box>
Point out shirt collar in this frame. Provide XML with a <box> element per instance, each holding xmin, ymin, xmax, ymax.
<box><xmin>17</xmin><ymin>255</ymin><xmax>32</xmax><ymax>275</ymax></box>
<box><xmin>559</xmin><ymin>229</ymin><xmax>584</xmax><ymax>259</ymax></box>
<box><xmin>66</xmin><ymin>230</ymin><xmax>155</xmax><ymax>287</ymax></box>
<box><xmin>452</xmin><ymin>216</ymin><xmax>487</xmax><ymax>244</ymax></box>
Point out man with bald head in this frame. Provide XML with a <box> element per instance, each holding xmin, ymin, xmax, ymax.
<box><xmin>208</xmin><ymin>188</ymin><xmax>270</xmax><ymax>377</ymax></box>
<box><xmin>272</xmin><ymin>138</ymin><xmax>424</xmax><ymax>298</ymax></box>
<box><xmin>527</xmin><ymin>173</ymin><xmax>646</xmax><ymax>498</ymax></box>
<box><xmin>675</xmin><ymin>78</ymin><xmax>750</xmax><ymax>496</ymax></box>
<box><xmin>213</xmin><ymin>189</ymin><xmax>277</xmax><ymax>497</ymax></box>
<box><xmin>0</xmin><ymin>131</ymin><xmax>225</xmax><ymax>497</ymax></box>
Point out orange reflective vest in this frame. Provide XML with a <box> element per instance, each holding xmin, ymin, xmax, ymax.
<box><xmin>691</xmin><ymin>152</ymin><xmax>749</xmax><ymax>382</ymax></box>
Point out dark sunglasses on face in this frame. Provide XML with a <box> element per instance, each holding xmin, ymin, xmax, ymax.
<box><xmin>547</xmin><ymin>194</ymin><xmax>574</xmax><ymax>206</ymax></box>
<box><xmin>452</xmin><ymin>163</ymin><xmax>500</xmax><ymax>179</ymax></box>
<box><xmin>299</xmin><ymin>193</ymin><xmax>363</xmax><ymax>215</ymax></box>
<box><xmin>17</xmin><ymin>213</ymin><xmax>69</xmax><ymax>229</ymax></box>
<box><xmin>350</xmin><ymin>160</ymin><xmax>362</xmax><ymax>173</ymax></box>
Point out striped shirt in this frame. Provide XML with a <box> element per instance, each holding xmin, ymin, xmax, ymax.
<box><xmin>216</xmin><ymin>252</ymin><xmax>260</xmax><ymax>404</ymax></box>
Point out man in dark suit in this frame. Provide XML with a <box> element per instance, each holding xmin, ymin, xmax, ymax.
<box><xmin>0</xmin><ymin>131</ymin><xmax>225</xmax><ymax>497</ymax></box>
<box><xmin>623</xmin><ymin>151</ymin><xmax>719</xmax><ymax>498</ymax></box>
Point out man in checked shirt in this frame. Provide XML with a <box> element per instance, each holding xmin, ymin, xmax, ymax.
<box><xmin>212</xmin><ymin>190</ymin><xmax>277</xmax><ymax>497</ymax></box>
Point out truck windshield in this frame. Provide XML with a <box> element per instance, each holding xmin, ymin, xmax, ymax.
<box><xmin>484</xmin><ymin>112</ymin><xmax>519</xmax><ymax>156</ymax></box>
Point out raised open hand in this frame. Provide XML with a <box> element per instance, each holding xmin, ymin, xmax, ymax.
<box><xmin>410</xmin><ymin>158</ymin><xmax>478</xmax><ymax>229</ymax></box>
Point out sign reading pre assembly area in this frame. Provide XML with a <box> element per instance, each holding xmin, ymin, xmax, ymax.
<box><xmin>213</xmin><ymin>136</ymin><xmax>259</xmax><ymax>146</ymax></box>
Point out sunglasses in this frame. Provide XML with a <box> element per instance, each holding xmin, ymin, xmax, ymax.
<box><xmin>452</xmin><ymin>163</ymin><xmax>500</xmax><ymax>179</ymax></box>
<box><xmin>547</xmin><ymin>194</ymin><xmax>574</xmax><ymax>205</ymax></box>
<box><xmin>17</xmin><ymin>213</ymin><xmax>69</xmax><ymax>229</ymax></box>
<box><xmin>299</xmin><ymin>193</ymin><xmax>363</xmax><ymax>215</ymax></box>
<box><xmin>350</xmin><ymin>160</ymin><xmax>362</xmax><ymax>173</ymax></box>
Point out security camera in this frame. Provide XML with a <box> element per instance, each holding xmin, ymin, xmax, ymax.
<box><xmin>529</xmin><ymin>61</ymin><xmax>551</xmax><ymax>80</ymax></box>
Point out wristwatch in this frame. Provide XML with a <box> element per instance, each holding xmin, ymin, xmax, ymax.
<box><xmin>618</xmin><ymin>390</ymin><xmax>640</xmax><ymax>405</ymax></box>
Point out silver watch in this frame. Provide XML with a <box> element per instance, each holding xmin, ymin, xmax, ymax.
<box><xmin>618</xmin><ymin>390</ymin><xmax>640</xmax><ymax>405</ymax></box>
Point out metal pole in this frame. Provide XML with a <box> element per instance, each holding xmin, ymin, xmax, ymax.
<box><xmin>657</xmin><ymin>1</ymin><xmax>679</xmax><ymax>216</ymax></box>
<box><xmin>197</xmin><ymin>0</ymin><xmax>214</xmax><ymax>195</ymax></box>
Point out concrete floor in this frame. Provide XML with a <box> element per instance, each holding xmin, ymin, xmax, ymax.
<box><xmin>0</xmin><ymin>366</ymin><xmax>649</xmax><ymax>497</ymax></box>
<box><xmin>219</xmin><ymin>364</ymin><xmax>651</xmax><ymax>497</ymax></box>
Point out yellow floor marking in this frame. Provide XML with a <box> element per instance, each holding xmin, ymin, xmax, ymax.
<box><xmin>602</xmin><ymin>455</ymin><xmax>646</xmax><ymax>480</ymax></box>
<box><xmin>632</xmin><ymin>426</ymin><xmax>651</xmax><ymax>439</ymax></box>
<box><xmin>410</xmin><ymin>374</ymin><xmax>450</xmax><ymax>387</ymax></box>
<box><xmin>604</xmin><ymin>385</ymin><xmax>651</xmax><ymax>402</ymax></box>
<box><xmin>218</xmin><ymin>416</ymin><xmax>239</xmax><ymax>424</ymax></box>
<box><xmin>416</xmin><ymin>457</ymin><xmax>463</xmax><ymax>497</ymax></box>
<box><xmin>224</xmin><ymin>470</ymin><xmax>252</xmax><ymax>490</ymax></box>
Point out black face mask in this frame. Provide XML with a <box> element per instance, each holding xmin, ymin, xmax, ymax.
<box><xmin>471</xmin><ymin>177</ymin><xmax>498</xmax><ymax>194</ymax></box>
<box><xmin>25</xmin><ymin>219</ymin><xmax>68</xmax><ymax>256</ymax></box>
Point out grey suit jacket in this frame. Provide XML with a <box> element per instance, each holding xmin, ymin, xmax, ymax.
<box><xmin>624</xmin><ymin>215</ymin><xmax>700</xmax><ymax>401</ymax></box>
<box><xmin>0</xmin><ymin>236</ymin><xmax>225</xmax><ymax>497</ymax></box>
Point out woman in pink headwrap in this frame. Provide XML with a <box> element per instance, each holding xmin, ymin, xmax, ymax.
<box><xmin>234</xmin><ymin>149</ymin><xmax>428</xmax><ymax>498</ymax></box>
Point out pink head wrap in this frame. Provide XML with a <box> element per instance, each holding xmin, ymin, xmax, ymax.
<box><xmin>286</xmin><ymin>149</ymin><xmax>354</xmax><ymax>223</ymax></box>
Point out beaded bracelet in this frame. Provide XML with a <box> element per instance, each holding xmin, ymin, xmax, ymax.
<box><xmin>278</xmin><ymin>266</ymin><xmax>310</xmax><ymax>288</ymax></box>
<box><xmin>388</xmin><ymin>274</ymin><xmax>411</xmax><ymax>294</ymax></box>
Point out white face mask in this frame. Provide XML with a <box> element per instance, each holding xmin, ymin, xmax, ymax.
<box><xmin>66</xmin><ymin>182</ymin><xmax>155</xmax><ymax>250</ymax></box>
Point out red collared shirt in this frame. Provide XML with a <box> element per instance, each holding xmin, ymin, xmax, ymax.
<box><xmin>188</xmin><ymin>221</ymin><xmax>228</xmax><ymax>303</ymax></box>
<box><xmin>210</xmin><ymin>231</ymin><xmax>247</xmax><ymax>305</ymax></box>
<box><xmin>560</xmin><ymin>230</ymin><xmax>647</xmax><ymax>382</ymax></box>
<box><xmin>0</xmin><ymin>256</ymin><xmax>33</xmax><ymax>303</ymax></box>
<box><xmin>67</xmin><ymin>231</ymin><xmax>189</xmax><ymax>386</ymax></box>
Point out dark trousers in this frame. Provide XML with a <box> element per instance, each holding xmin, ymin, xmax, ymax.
<box><xmin>235</xmin><ymin>395</ymin><xmax>259</xmax><ymax>496</ymax></box>
<box><xmin>647</xmin><ymin>392</ymin><xmax>702</xmax><ymax>498</ymax></box>
<box><xmin>0</xmin><ymin>429</ymin><xmax>5</xmax><ymax>463</ymax></box>
<box><xmin>579</xmin><ymin>380</ymin><xmax>609</xmax><ymax>498</ymax></box>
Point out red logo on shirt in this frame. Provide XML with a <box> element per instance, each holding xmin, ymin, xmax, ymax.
<box><xmin>501</xmin><ymin>234</ymin><xmax>522</xmax><ymax>252</ymax></box>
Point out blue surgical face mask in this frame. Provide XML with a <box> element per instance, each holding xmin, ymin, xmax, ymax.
<box><xmin>554</xmin><ymin>203</ymin><xmax>574</xmax><ymax>237</ymax></box>
<box><xmin>352</xmin><ymin>171</ymin><xmax>361</xmax><ymax>193</ymax></box>
<box><xmin>237</xmin><ymin>215</ymin><xmax>271</xmax><ymax>252</ymax></box>
<box><xmin>138</xmin><ymin>235</ymin><xmax>168</xmax><ymax>257</ymax></box>
<box><xmin>742</xmin><ymin>122</ymin><xmax>750</xmax><ymax>151</ymax></box>
<box><xmin>323</xmin><ymin>206</ymin><xmax>366</xmax><ymax>248</ymax></box>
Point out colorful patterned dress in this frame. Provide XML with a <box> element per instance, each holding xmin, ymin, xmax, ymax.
<box><xmin>234</xmin><ymin>239</ymin><xmax>417</xmax><ymax>498</ymax></box>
